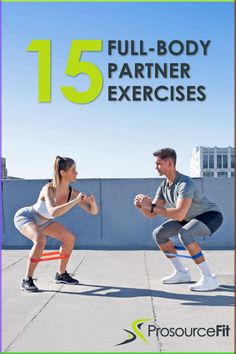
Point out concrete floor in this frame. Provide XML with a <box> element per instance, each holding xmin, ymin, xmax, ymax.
<box><xmin>2</xmin><ymin>250</ymin><xmax>234</xmax><ymax>352</ymax></box>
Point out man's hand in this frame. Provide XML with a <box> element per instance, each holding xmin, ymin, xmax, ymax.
<box><xmin>134</xmin><ymin>194</ymin><xmax>159</xmax><ymax>219</ymax></box>
<box><xmin>139</xmin><ymin>195</ymin><xmax>152</xmax><ymax>210</ymax></box>
<box><xmin>134</xmin><ymin>194</ymin><xmax>152</xmax><ymax>210</ymax></box>
<box><xmin>134</xmin><ymin>194</ymin><xmax>145</xmax><ymax>208</ymax></box>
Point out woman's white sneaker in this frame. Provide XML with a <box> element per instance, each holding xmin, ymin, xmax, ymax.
<box><xmin>162</xmin><ymin>269</ymin><xmax>191</xmax><ymax>284</ymax></box>
<box><xmin>189</xmin><ymin>275</ymin><xmax>220</xmax><ymax>291</ymax></box>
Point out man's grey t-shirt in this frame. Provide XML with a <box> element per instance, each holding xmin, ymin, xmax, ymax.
<box><xmin>154</xmin><ymin>172</ymin><xmax>221</xmax><ymax>221</ymax></box>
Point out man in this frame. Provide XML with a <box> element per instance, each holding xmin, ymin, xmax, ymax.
<box><xmin>134</xmin><ymin>148</ymin><xmax>223</xmax><ymax>291</ymax></box>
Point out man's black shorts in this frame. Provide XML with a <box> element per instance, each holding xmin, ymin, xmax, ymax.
<box><xmin>179</xmin><ymin>211</ymin><xmax>223</xmax><ymax>235</ymax></box>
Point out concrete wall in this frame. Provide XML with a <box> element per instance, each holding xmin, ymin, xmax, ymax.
<box><xmin>2</xmin><ymin>178</ymin><xmax>234</xmax><ymax>250</ymax></box>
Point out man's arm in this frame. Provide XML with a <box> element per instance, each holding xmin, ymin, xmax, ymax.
<box><xmin>141</xmin><ymin>197</ymin><xmax>192</xmax><ymax>221</ymax></box>
<box><xmin>134</xmin><ymin>194</ymin><xmax>165</xmax><ymax>219</ymax></box>
<box><xmin>140</xmin><ymin>199</ymin><xmax>166</xmax><ymax>218</ymax></box>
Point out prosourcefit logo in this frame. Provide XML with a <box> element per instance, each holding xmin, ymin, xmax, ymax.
<box><xmin>116</xmin><ymin>319</ymin><xmax>230</xmax><ymax>346</ymax></box>
<box><xmin>116</xmin><ymin>318</ymin><xmax>151</xmax><ymax>346</ymax></box>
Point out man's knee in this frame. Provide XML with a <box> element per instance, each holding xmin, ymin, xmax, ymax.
<box><xmin>152</xmin><ymin>225</ymin><xmax>169</xmax><ymax>245</ymax></box>
<box><xmin>178</xmin><ymin>228</ymin><xmax>194</xmax><ymax>247</ymax></box>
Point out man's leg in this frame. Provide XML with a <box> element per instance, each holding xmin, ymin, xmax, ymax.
<box><xmin>178</xmin><ymin>219</ymin><xmax>219</xmax><ymax>291</ymax></box>
<box><xmin>153</xmin><ymin>220</ymin><xmax>191</xmax><ymax>283</ymax></box>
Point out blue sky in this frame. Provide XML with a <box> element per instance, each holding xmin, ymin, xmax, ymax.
<box><xmin>2</xmin><ymin>3</ymin><xmax>234</xmax><ymax>179</ymax></box>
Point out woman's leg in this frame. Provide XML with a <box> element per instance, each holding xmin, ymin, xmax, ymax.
<box><xmin>43</xmin><ymin>222</ymin><xmax>75</xmax><ymax>274</ymax></box>
<box><xmin>19</xmin><ymin>222</ymin><xmax>46</xmax><ymax>278</ymax></box>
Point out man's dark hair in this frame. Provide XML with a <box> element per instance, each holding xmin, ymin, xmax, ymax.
<box><xmin>153</xmin><ymin>148</ymin><xmax>177</xmax><ymax>166</ymax></box>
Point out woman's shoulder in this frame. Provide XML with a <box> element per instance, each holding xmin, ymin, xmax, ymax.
<box><xmin>42</xmin><ymin>182</ymin><xmax>55</xmax><ymax>194</ymax></box>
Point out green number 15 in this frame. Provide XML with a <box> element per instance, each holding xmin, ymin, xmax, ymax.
<box><xmin>27</xmin><ymin>39</ymin><xmax>103</xmax><ymax>104</ymax></box>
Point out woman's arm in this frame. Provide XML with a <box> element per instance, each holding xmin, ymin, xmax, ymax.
<box><xmin>44</xmin><ymin>185</ymin><xmax>84</xmax><ymax>217</ymax></box>
<box><xmin>72</xmin><ymin>189</ymin><xmax>99</xmax><ymax>215</ymax></box>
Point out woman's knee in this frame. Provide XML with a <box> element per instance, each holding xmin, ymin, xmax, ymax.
<box><xmin>64</xmin><ymin>232</ymin><xmax>76</xmax><ymax>247</ymax></box>
<box><xmin>34</xmin><ymin>234</ymin><xmax>46</xmax><ymax>248</ymax></box>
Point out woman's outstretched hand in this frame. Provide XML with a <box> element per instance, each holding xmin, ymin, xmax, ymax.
<box><xmin>76</xmin><ymin>192</ymin><xmax>86</xmax><ymax>204</ymax></box>
<box><xmin>76</xmin><ymin>193</ymin><xmax>96</xmax><ymax>205</ymax></box>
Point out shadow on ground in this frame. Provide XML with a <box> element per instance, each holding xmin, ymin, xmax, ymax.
<box><xmin>40</xmin><ymin>283</ymin><xmax>234</xmax><ymax>307</ymax></box>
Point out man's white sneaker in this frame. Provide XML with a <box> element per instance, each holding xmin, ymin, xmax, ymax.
<box><xmin>161</xmin><ymin>270</ymin><xmax>191</xmax><ymax>284</ymax></box>
<box><xmin>189</xmin><ymin>275</ymin><xmax>220</xmax><ymax>292</ymax></box>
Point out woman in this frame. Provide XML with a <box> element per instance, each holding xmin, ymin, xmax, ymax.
<box><xmin>14</xmin><ymin>156</ymin><xmax>99</xmax><ymax>293</ymax></box>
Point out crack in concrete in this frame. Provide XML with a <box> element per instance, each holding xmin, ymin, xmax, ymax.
<box><xmin>4</xmin><ymin>285</ymin><xmax>63</xmax><ymax>352</ymax></box>
<box><xmin>3</xmin><ymin>250</ymin><xmax>90</xmax><ymax>352</ymax></box>
<box><xmin>144</xmin><ymin>251</ymin><xmax>163</xmax><ymax>352</ymax></box>
<box><xmin>204</xmin><ymin>252</ymin><xmax>227</xmax><ymax>275</ymax></box>
<box><xmin>72</xmin><ymin>250</ymin><xmax>90</xmax><ymax>274</ymax></box>
<box><xmin>2</xmin><ymin>257</ymin><xmax>25</xmax><ymax>271</ymax></box>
